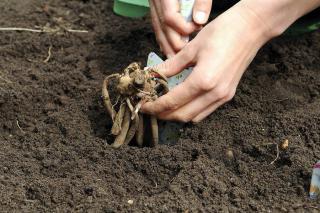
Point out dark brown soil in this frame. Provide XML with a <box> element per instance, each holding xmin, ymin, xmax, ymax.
<box><xmin>0</xmin><ymin>0</ymin><xmax>320</xmax><ymax>212</ymax></box>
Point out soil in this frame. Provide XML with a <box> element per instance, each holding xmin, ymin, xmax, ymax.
<box><xmin>0</xmin><ymin>0</ymin><xmax>320</xmax><ymax>212</ymax></box>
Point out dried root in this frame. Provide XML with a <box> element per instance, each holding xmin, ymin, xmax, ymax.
<box><xmin>111</xmin><ymin>103</ymin><xmax>126</xmax><ymax>135</ymax></box>
<box><xmin>147</xmin><ymin>67</ymin><xmax>168</xmax><ymax>81</ymax></box>
<box><xmin>102</xmin><ymin>62</ymin><xmax>168</xmax><ymax>148</ymax></box>
<box><xmin>102</xmin><ymin>74</ymin><xmax>119</xmax><ymax>121</ymax></box>
<box><xmin>112</xmin><ymin>107</ymin><xmax>131</xmax><ymax>148</ymax></box>
<box><xmin>136</xmin><ymin>114</ymin><xmax>144</xmax><ymax>147</ymax></box>
<box><xmin>156</xmin><ymin>79</ymin><xmax>169</xmax><ymax>94</ymax></box>
<box><xmin>124</xmin><ymin>115</ymin><xmax>139</xmax><ymax>145</ymax></box>
<box><xmin>150</xmin><ymin>115</ymin><xmax>159</xmax><ymax>147</ymax></box>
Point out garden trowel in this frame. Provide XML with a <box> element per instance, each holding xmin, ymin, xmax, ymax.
<box><xmin>147</xmin><ymin>0</ymin><xmax>195</xmax><ymax>145</ymax></box>
<box><xmin>147</xmin><ymin>52</ymin><xmax>193</xmax><ymax>145</ymax></box>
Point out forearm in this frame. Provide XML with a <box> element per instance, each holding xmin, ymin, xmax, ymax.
<box><xmin>241</xmin><ymin>0</ymin><xmax>320</xmax><ymax>38</ymax></box>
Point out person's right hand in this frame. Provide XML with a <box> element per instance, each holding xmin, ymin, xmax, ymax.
<box><xmin>149</xmin><ymin>0</ymin><xmax>213</xmax><ymax>58</ymax></box>
<box><xmin>143</xmin><ymin>1</ymin><xmax>272</xmax><ymax>122</ymax></box>
<box><xmin>143</xmin><ymin>0</ymin><xmax>320</xmax><ymax>123</ymax></box>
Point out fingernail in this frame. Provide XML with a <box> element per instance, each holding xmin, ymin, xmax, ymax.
<box><xmin>167</xmin><ymin>54</ymin><xmax>174</xmax><ymax>59</ymax></box>
<box><xmin>181</xmin><ymin>36</ymin><xmax>189</xmax><ymax>43</ymax></box>
<box><xmin>195</xmin><ymin>11</ymin><xmax>206</xmax><ymax>24</ymax></box>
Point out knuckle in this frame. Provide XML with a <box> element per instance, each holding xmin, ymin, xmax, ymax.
<box><xmin>195</xmin><ymin>0</ymin><xmax>211</xmax><ymax>8</ymax></box>
<box><xmin>180</xmin><ymin>46</ymin><xmax>194</xmax><ymax>62</ymax></box>
<box><xmin>163</xmin><ymin>12</ymin><xmax>175</xmax><ymax>24</ymax></box>
<box><xmin>172</xmin><ymin>46</ymin><xmax>183</xmax><ymax>52</ymax></box>
<box><xmin>195</xmin><ymin>75</ymin><xmax>216</xmax><ymax>92</ymax></box>
<box><xmin>225</xmin><ymin>89</ymin><xmax>236</xmax><ymax>102</ymax></box>
<box><xmin>165</xmin><ymin>97</ymin><xmax>179</xmax><ymax>110</ymax></box>
<box><xmin>166</xmin><ymin>34</ymin><xmax>185</xmax><ymax>51</ymax></box>
<box><xmin>214</xmin><ymin>85</ymin><xmax>229</xmax><ymax>100</ymax></box>
<box><xmin>171</xmin><ymin>41</ymin><xmax>185</xmax><ymax>52</ymax></box>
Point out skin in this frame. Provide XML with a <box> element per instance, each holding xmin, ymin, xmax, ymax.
<box><xmin>143</xmin><ymin>0</ymin><xmax>320</xmax><ymax>123</ymax></box>
<box><xmin>148</xmin><ymin>0</ymin><xmax>207</xmax><ymax>57</ymax></box>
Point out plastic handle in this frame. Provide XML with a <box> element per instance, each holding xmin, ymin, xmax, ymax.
<box><xmin>179</xmin><ymin>0</ymin><xmax>195</xmax><ymax>42</ymax></box>
<box><xmin>179</xmin><ymin>0</ymin><xmax>195</xmax><ymax>22</ymax></box>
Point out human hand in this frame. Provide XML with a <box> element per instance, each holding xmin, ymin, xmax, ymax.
<box><xmin>149</xmin><ymin>0</ymin><xmax>212</xmax><ymax>57</ymax></box>
<box><xmin>144</xmin><ymin>0</ymin><xmax>320</xmax><ymax>122</ymax></box>
<box><xmin>142</xmin><ymin>1</ymin><xmax>272</xmax><ymax>122</ymax></box>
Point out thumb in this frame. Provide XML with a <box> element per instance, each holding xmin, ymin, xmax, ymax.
<box><xmin>153</xmin><ymin>45</ymin><xmax>195</xmax><ymax>77</ymax></box>
<box><xmin>193</xmin><ymin>0</ymin><xmax>212</xmax><ymax>25</ymax></box>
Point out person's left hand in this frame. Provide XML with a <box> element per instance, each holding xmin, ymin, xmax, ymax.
<box><xmin>149</xmin><ymin>0</ymin><xmax>212</xmax><ymax>58</ymax></box>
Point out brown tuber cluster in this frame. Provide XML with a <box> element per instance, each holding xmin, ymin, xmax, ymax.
<box><xmin>102</xmin><ymin>62</ymin><xmax>168</xmax><ymax>148</ymax></box>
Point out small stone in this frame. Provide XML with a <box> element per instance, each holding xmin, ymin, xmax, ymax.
<box><xmin>87</xmin><ymin>196</ymin><xmax>93</xmax><ymax>203</ymax></box>
<box><xmin>84</xmin><ymin>186</ymin><xmax>94</xmax><ymax>196</ymax></box>
<box><xmin>127</xmin><ymin>199</ymin><xmax>133</xmax><ymax>205</ymax></box>
<box><xmin>226</xmin><ymin>149</ymin><xmax>234</xmax><ymax>160</ymax></box>
<box><xmin>280</xmin><ymin>139</ymin><xmax>289</xmax><ymax>150</ymax></box>
<box><xmin>280</xmin><ymin>207</ymin><xmax>287</xmax><ymax>212</ymax></box>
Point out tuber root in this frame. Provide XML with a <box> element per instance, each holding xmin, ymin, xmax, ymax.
<box><xmin>150</xmin><ymin>115</ymin><xmax>159</xmax><ymax>146</ymax></box>
<box><xmin>102</xmin><ymin>62</ymin><xmax>168</xmax><ymax>148</ymax></box>
<box><xmin>102</xmin><ymin>74</ymin><xmax>120</xmax><ymax>121</ymax></box>
<box><xmin>111</xmin><ymin>103</ymin><xmax>126</xmax><ymax>136</ymax></box>
<box><xmin>124</xmin><ymin>115</ymin><xmax>139</xmax><ymax>145</ymax></box>
<box><xmin>111</xmin><ymin>106</ymin><xmax>131</xmax><ymax>148</ymax></box>
<box><xmin>136</xmin><ymin>114</ymin><xmax>144</xmax><ymax>147</ymax></box>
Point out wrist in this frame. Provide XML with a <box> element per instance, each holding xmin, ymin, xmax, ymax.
<box><xmin>241</xmin><ymin>0</ymin><xmax>320</xmax><ymax>38</ymax></box>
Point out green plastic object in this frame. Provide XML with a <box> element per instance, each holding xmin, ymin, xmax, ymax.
<box><xmin>286</xmin><ymin>17</ymin><xmax>320</xmax><ymax>36</ymax></box>
<box><xmin>211</xmin><ymin>11</ymin><xmax>319</xmax><ymax>35</ymax></box>
<box><xmin>113</xmin><ymin>0</ymin><xmax>149</xmax><ymax>18</ymax></box>
<box><xmin>113</xmin><ymin>1</ymin><xmax>319</xmax><ymax>34</ymax></box>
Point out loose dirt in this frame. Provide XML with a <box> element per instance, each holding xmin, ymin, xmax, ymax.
<box><xmin>0</xmin><ymin>0</ymin><xmax>319</xmax><ymax>212</ymax></box>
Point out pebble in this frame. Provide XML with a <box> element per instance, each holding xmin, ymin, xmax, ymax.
<box><xmin>280</xmin><ymin>139</ymin><xmax>289</xmax><ymax>150</ymax></box>
<box><xmin>226</xmin><ymin>149</ymin><xmax>234</xmax><ymax>160</ymax></box>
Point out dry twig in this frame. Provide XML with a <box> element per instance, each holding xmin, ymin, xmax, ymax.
<box><xmin>0</xmin><ymin>73</ymin><xmax>12</xmax><ymax>84</ymax></box>
<box><xmin>269</xmin><ymin>144</ymin><xmax>280</xmax><ymax>165</ymax></box>
<box><xmin>43</xmin><ymin>45</ymin><xmax>52</xmax><ymax>63</ymax></box>
<box><xmin>16</xmin><ymin>120</ymin><xmax>25</xmax><ymax>134</ymax></box>
<box><xmin>0</xmin><ymin>27</ymin><xmax>88</xmax><ymax>34</ymax></box>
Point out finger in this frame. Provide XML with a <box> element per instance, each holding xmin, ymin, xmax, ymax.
<box><xmin>152</xmin><ymin>0</ymin><xmax>166</xmax><ymax>23</ymax></box>
<box><xmin>157</xmin><ymin>27</ymin><xmax>176</xmax><ymax>57</ymax></box>
<box><xmin>155</xmin><ymin>53</ymin><xmax>242</xmax><ymax>122</ymax></box>
<box><xmin>142</xmin><ymin>79</ymin><xmax>200</xmax><ymax>115</ymax></box>
<box><xmin>158</xmin><ymin>88</ymin><xmax>221</xmax><ymax>122</ymax></box>
<box><xmin>153</xmin><ymin>43</ymin><xmax>196</xmax><ymax>77</ymax></box>
<box><xmin>142</xmin><ymin>61</ymin><xmax>208</xmax><ymax>115</ymax></box>
<box><xmin>192</xmin><ymin>99</ymin><xmax>224</xmax><ymax>122</ymax></box>
<box><xmin>193</xmin><ymin>0</ymin><xmax>213</xmax><ymax>25</ymax></box>
<box><xmin>149</xmin><ymin>0</ymin><xmax>175</xmax><ymax>56</ymax></box>
<box><xmin>165</xmin><ymin>26</ymin><xmax>188</xmax><ymax>52</ymax></box>
<box><xmin>190</xmin><ymin>59</ymin><xmax>247</xmax><ymax>122</ymax></box>
<box><xmin>161</xmin><ymin>0</ymin><xmax>198</xmax><ymax>35</ymax></box>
